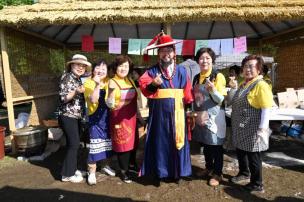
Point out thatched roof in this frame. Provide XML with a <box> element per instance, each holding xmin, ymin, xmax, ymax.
<box><xmin>1</xmin><ymin>0</ymin><xmax>304</xmax><ymax>26</ymax></box>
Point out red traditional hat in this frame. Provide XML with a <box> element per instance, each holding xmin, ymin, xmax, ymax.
<box><xmin>144</xmin><ymin>31</ymin><xmax>181</xmax><ymax>51</ymax></box>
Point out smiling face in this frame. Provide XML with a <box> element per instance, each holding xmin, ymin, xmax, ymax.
<box><xmin>116</xmin><ymin>61</ymin><xmax>129</xmax><ymax>78</ymax></box>
<box><xmin>198</xmin><ymin>52</ymin><xmax>213</xmax><ymax>73</ymax></box>
<box><xmin>71</xmin><ymin>63</ymin><xmax>86</xmax><ymax>77</ymax></box>
<box><xmin>93</xmin><ymin>63</ymin><xmax>107</xmax><ymax>80</ymax></box>
<box><xmin>242</xmin><ymin>59</ymin><xmax>260</xmax><ymax>80</ymax></box>
<box><xmin>158</xmin><ymin>46</ymin><xmax>175</xmax><ymax>67</ymax></box>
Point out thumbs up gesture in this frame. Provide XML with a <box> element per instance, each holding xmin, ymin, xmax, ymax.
<box><xmin>228</xmin><ymin>76</ymin><xmax>238</xmax><ymax>89</ymax></box>
<box><xmin>152</xmin><ymin>73</ymin><xmax>163</xmax><ymax>86</ymax></box>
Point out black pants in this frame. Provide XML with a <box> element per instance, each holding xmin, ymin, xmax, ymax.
<box><xmin>236</xmin><ymin>148</ymin><xmax>262</xmax><ymax>186</ymax></box>
<box><xmin>59</xmin><ymin>115</ymin><xmax>81</xmax><ymax>177</ymax></box>
<box><xmin>203</xmin><ymin>144</ymin><xmax>223</xmax><ymax>176</ymax></box>
<box><xmin>116</xmin><ymin>149</ymin><xmax>137</xmax><ymax>173</ymax></box>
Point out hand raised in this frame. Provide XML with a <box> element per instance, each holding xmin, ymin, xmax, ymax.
<box><xmin>228</xmin><ymin>76</ymin><xmax>238</xmax><ymax>89</ymax></box>
<box><xmin>152</xmin><ymin>73</ymin><xmax>163</xmax><ymax>86</ymax></box>
<box><xmin>205</xmin><ymin>77</ymin><xmax>216</xmax><ymax>92</ymax></box>
<box><xmin>76</xmin><ymin>85</ymin><xmax>85</xmax><ymax>94</ymax></box>
<box><xmin>93</xmin><ymin>75</ymin><xmax>101</xmax><ymax>85</ymax></box>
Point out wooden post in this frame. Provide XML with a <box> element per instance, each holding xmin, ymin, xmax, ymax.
<box><xmin>164</xmin><ymin>24</ymin><xmax>172</xmax><ymax>36</ymax></box>
<box><xmin>0</xmin><ymin>27</ymin><xmax>16</xmax><ymax>153</ymax></box>
<box><xmin>0</xmin><ymin>27</ymin><xmax>15</xmax><ymax>131</ymax></box>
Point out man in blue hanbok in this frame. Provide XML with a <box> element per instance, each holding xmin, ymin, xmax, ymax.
<box><xmin>139</xmin><ymin>32</ymin><xmax>193</xmax><ymax>180</ymax></box>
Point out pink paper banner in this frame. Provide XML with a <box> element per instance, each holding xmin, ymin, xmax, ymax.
<box><xmin>109</xmin><ymin>37</ymin><xmax>122</xmax><ymax>54</ymax></box>
<box><xmin>234</xmin><ymin>36</ymin><xmax>247</xmax><ymax>54</ymax></box>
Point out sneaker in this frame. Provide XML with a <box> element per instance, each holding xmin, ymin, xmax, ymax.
<box><xmin>120</xmin><ymin>172</ymin><xmax>132</xmax><ymax>184</ymax></box>
<box><xmin>75</xmin><ymin>170</ymin><xmax>86</xmax><ymax>177</ymax></box>
<box><xmin>209</xmin><ymin>174</ymin><xmax>222</xmax><ymax>187</ymax></box>
<box><xmin>61</xmin><ymin>174</ymin><xmax>83</xmax><ymax>183</ymax></box>
<box><xmin>87</xmin><ymin>173</ymin><xmax>97</xmax><ymax>185</ymax></box>
<box><xmin>230</xmin><ymin>174</ymin><xmax>250</xmax><ymax>184</ymax></box>
<box><xmin>128</xmin><ymin>164</ymin><xmax>140</xmax><ymax>174</ymax></box>
<box><xmin>243</xmin><ymin>183</ymin><xmax>265</xmax><ymax>194</ymax></box>
<box><xmin>102</xmin><ymin>165</ymin><xmax>116</xmax><ymax>176</ymax></box>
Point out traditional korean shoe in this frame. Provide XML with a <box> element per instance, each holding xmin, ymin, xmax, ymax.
<box><xmin>209</xmin><ymin>174</ymin><xmax>222</xmax><ymax>187</ymax></box>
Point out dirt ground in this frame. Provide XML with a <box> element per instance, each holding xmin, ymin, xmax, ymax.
<box><xmin>0</xmin><ymin>135</ymin><xmax>304</xmax><ymax>202</ymax></box>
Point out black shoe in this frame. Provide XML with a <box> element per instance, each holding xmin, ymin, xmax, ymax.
<box><xmin>128</xmin><ymin>164</ymin><xmax>140</xmax><ymax>174</ymax></box>
<box><xmin>230</xmin><ymin>174</ymin><xmax>250</xmax><ymax>184</ymax></box>
<box><xmin>243</xmin><ymin>183</ymin><xmax>265</xmax><ymax>194</ymax></box>
<box><xmin>120</xmin><ymin>172</ymin><xmax>132</xmax><ymax>184</ymax></box>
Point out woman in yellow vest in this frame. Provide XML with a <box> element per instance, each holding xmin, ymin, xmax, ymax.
<box><xmin>106</xmin><ymin>55</ymin><xmax>139</xmax><ymax>184</ymax></box>
<box><xmin>192</xmin><ymin>48</ymin><xmax>227</xmax><ymax>187</ymax></box>
<box><xmin>84</xmin><ymin>59</ymin><xmax>115</xmax><ymax>185</ymax></box>
<box><xmin>228</xmin><ymin>55</ymin><xmax>273</xmax><ymax>193</ymax></box>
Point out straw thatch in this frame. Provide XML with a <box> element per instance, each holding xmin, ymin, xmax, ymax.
<box><xmin>0</xmin><ymin>0</ymin><xmax>304</xmax><ymax>26</ymax></box>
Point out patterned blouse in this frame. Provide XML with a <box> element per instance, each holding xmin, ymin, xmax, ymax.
<box><xmin>58</xmin><ymin>72</ymin><xmax>85</xmax><ymax>119</ymax></box>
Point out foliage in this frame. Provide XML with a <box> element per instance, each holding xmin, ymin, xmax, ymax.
<box><xmin>0</xmin><ymin>0</ymin><xmax>34</xmax><ymax>9</ymax></box>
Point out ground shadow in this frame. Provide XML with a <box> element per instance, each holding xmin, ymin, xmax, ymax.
<box><xmin>0</xmin><ymin>186</ymin><xmax>145</xmax><ymax>202</ymax></box>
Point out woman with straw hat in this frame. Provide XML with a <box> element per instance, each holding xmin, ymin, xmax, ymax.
<box><xmin>58</xmin><ymin>54</ymin><xmax>91</xmax><ymax>183</ymax></box>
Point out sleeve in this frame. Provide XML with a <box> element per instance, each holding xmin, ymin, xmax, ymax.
<box><xmin>183</xmin><ymin>75</ymin><xmax>194</xmax><ymax>104</ymax></box>
<box><xmin>83</xmin><ymin>79</ymin><xmax>94</xmax><ymax>102</ymax></box>
<box><xmin>59</xmin><ymin>74</ymin><xmax>73</xmax><ymax>102</ymax></box>
<box><xmin>214</xmin><ymin>73</ymin><xmax>227</xmax><ymax>96</ymax></box>
<box><xmin>138</xmin><ymin>71</ymin><xmax>159</xmax><ymax>98</ymax></box>
<box><xmin>259</xmin><ymin>108</ymin><xmax>271</xmax><ymax>129</ymax></box>
<box><xmin>255</xmin><ymin>81</ymin><xmax>273</xmax><ymax>109</ymax></box>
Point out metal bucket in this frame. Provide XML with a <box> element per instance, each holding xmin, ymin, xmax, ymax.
<box><xmin>13</xmin><ymin>126</ymin><xmax>48</xmax><ymax>156</ymax></box>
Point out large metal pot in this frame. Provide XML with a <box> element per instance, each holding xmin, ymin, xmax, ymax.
<box><xmin>13</xmin><ymin>126</ymin><xmax>48</xmax><ymax>156</ymax></box>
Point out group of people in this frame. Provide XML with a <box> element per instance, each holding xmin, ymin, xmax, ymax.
<box><xmin>58</xmin><ymin>32</ymin><xmax>273</xmax><ymax>194</ymax></box>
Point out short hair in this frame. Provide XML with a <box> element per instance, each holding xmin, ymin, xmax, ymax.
<box><xmin>111</xmin><ymin>55</ymin><xmax>134</xmax><ymax>75</ymax></box>
<box><xmin>91</xmin><ymin>59</ymin><xmax>108</xmax><ymax>77</ymax></box>
<box><xmin>263</xmin><ymin>65</ymin><xmax>269</xmax><ymax>75</ymax></box>
<box><xmin>241</xmin><ymin>54</ymin><xmax>264</xmax><ymax>73</ymax></box>
<box><xmin>229</xmin><ymin>65</ymin><xmax>241</xmax><ymax>75</ymax></box>
<box><xmin>194</xmin><ymin>48</ymin><xmax>216</xmax><ymax>64</ymax></box>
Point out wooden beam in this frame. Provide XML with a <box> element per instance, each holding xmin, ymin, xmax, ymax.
<box><xmin>246</xmin><ymin>21</ymin><xmax>262</xmax><ymax>38</ymax></box>
<box><xmin>261</xmin><ymin>24</ymin><xmax>304</xmax><ymax>41</ymax></box>
<box><xmin>110</xmin><ymin>23</ymin><xmax>116</xmax><ymax>38</ymax></box>
<box><xmin>12</xmin><ymin>92</ymin><xmax>58</xmax><ymax>103</ymax></box>
<box><xmin>281</xmin><ymin>21</ymin><xmax>293</xmax><ymax>29</ymax></box>
<box><xmin>184</xmin><ymin>22</ymin><xmax>189</xmax><ymax>39</ymax></box>
<box><xmin>63</xmin><ymin>24</ymin><xmax>81</xmax><ymax>43</ymax></box>
<box><xmin>52</xmin><ymin>25</ymin><xmax>68</xmax><ymax>40</ymax></box>
<box><xmin>0</xmin><ymin>27</ymin><xmax>16</xmax><ymax>132</ymax></box>
<box><xmin>229</xmin><ymin>21</ymin><xmax>236</xmax><ymax>37</ymax></box>
<box><xmin>10</xmin><ymin>27</ymin><xmax>65</xmax><ymax>47</ymax></box>
<box><xmin>164</xmin><ymin>24</ymin><xmax>171</xmax><ymax>36</ymax></box>
<box><xmin>38</xmin><ymin>25</ymin><xmax>52</xmax><ymax>34</ymax></box>
<box><xmin>262</xmin><ymin>21</ymin><xmax>277</xmax><ymax>34</ymax></box>
<box><xmin>135</xmin><ymin>24</ymin><xmax>140</xmax><ymax>38</ymax></box>
<box><xmin>208</xmin><ymin>21</ymin><xmax>215</xmax><ymax>39</ymax></box>
<box><xmin>90</xmin><ymin>24</ymin><xmax>96</xmax><ymax>36</ymax></box>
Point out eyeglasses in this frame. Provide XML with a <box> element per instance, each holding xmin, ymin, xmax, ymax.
<box><xmin>243</xmin><ymin>64</ymin><xmax>256</xmax><ymax>69</ymax></box>
<box><xmin>72</xmin><ymin>63</ymin><xmax>86</xmax><ymax>69</ymax></box>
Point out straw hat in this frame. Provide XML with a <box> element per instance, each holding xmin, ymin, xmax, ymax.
<box><xmin>66</xmin><ymin>54</ymin><xmax>92</xmax><ymax>72</ymax></box>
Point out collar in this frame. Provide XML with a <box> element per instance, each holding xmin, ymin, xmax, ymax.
<box><xmin>243</xmin><ymin>75</ymin><xmax>263</xmax><ymax>88</ymax></box>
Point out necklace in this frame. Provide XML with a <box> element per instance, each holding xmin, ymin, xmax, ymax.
<box><xmin>159</xmin><ymin>63</ymin><xmax>176</xmax><ymax>80</ymax></box>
